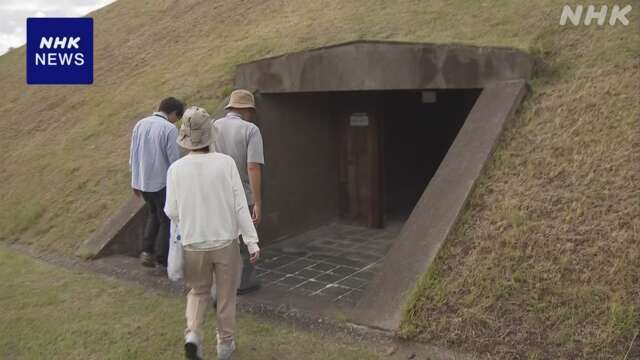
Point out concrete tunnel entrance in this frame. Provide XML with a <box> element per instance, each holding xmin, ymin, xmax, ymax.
<box><xmin>251</xmin><ymin>89</ymin><xmax>481</xmax><ymax>305</ymax></box>
<box><xmin>81</xmin><ymin>41</ymin><xmax>532</xmax><ymax>329</ymax></box>
<box><xmin>259</xmin><ymin>89</ymin><xmax>481</xmax><ymax>228</ymax></box>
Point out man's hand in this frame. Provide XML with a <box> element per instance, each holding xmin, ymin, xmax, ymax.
<box><xmin>132</xmin><ymin>188</ymin><xmax>142</xmax><ymax>198</ymax></box>
<box><xmin>251</xmin><ymin>204</ymin><xmax>262</xmax><ymax>225</ymax></box>
<box><xmin>247</xmin><ymin>162</ymin><xmax>262</xmax><ymax>225</ymax></box>
<box><xmin>249</xmin><ymin>250</ymin><xmax>260</xmax><ymax>264</ymax></box>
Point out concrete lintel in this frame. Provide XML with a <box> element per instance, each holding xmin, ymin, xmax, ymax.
<box><xmin>235</xmin><ymin>41</ymin><xmax>532</xmax><ymax>93</ymax></box>
<box><xmin>351</xmin><ymin>79</ymin><xmax>529</xmax><ymax>330</ymax></box>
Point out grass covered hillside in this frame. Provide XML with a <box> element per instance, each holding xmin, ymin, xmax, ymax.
<box><xmin>0</xmin><ymin>0</ymin><xmax>637</xmax><ymax>357</ymax></box>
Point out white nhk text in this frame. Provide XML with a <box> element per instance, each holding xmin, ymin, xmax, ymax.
<box><xmin>35</xmin><ymin>37</ymin><xmax>85</xmax><ymax>66</ymax></box>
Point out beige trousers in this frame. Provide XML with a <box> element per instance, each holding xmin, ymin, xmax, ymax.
<box><xmin>183</xmin><ymin>241</ymin><xmax>241</xmax><ymax>343</ymax></box>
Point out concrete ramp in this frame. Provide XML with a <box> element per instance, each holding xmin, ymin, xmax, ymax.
<box><xmin>77</xmin><ymin>196</ymin><xmax>146</xmax><ymax>258</ymax></box>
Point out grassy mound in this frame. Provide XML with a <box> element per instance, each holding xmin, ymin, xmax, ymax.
<box><xmin>0</xmin><ymin>0</ymin><xmax>637</xmax><ymax>356</ymax></box>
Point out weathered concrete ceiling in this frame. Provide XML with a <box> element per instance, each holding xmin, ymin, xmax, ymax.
<box><xmin>235</xmin><ymin>40</ymin><xmax>533</xmax><ymax>92</ymax></box>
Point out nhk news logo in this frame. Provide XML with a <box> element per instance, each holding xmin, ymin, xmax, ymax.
<box><xmin>26</xmin><ymin>18</ymin><xmax>93</xmax><ymax>85</ymax></box>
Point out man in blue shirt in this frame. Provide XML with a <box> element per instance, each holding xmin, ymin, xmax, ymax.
<box><xmin>129</xmin><ymin>97</ymin><xmax>184</xmax><ymax>268</ymax></box>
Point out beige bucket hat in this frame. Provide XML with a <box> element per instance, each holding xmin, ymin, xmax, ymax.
<box><xmin>177</xmin><ymin>106</ymin><xmax>214</xmax><ymax>150</ymax></box>
<box><xmin>225</xmin><ymin>89</ymin><xmax>255</xmax><ymax>109</ymax></box>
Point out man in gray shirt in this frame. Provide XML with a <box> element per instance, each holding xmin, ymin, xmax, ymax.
<box><xmin>129</xmin><ymin>97</ymin><xmax>184</xmax><ymax>268</ymax></box>
<box><xmin>214</xmin><ymin>89</ymin><xmax>264</xmax><ymax>293</ymax></box>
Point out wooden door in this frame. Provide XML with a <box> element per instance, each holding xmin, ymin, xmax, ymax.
<box><xmin>339</xmin><ymin>108</ymin><xmax>383</xmax><ymax>228</ymax></box>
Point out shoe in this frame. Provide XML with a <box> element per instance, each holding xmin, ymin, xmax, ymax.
<box><xmin>217</xmin><ymin>340</ymin><xmax>236</xmax><ymax>360</ymax></box>
<box><xmin>184</xmin><ymin>331</ymin><xmax>203</xmax><ymax>360</ymax></box>
<box><xmin>237</xmin><ymin>266</ymin><xmax>261</xmax><ymax>295</ymax></box>
<box><xmin>140</xmin><ymin>252</ymin><xmax>155</xmax><ymax>268</ymax></box>
<box><xmin>237</xmin><ymin>281</ymin><xmax>261</xmax><ymax>295</ymax></box>
<box><xmin>151</xmin><ymin>264</ymin><xmax>167</xmax><ymax>277</ymax></box>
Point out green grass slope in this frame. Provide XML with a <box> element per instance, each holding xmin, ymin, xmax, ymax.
<box><xmin>0</xmin><ymin>247</ymin><xmax>378</xmax><ymax>359</ymax></box>
<box><xmin>0</xmin><ymin>0</ymin><xmax>637</xmax><ymax>357</ymax></box>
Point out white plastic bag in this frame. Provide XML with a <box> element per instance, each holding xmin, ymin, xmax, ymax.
<box><xmin>167</xmin><ymin>221</ymin><xmax>184</xmax><ymax>281</ymax></box>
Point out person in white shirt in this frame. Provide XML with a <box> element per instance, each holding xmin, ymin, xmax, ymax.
<box><xmin>164</xmin><ymin>106</ymin><xmax>259</xmax><ymax>360</ymax></box>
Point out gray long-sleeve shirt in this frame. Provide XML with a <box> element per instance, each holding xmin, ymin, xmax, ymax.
<box><xmin>129</xmin><ymin>112</ymin><xmax>180</xmax><ymax>192</ymax></box>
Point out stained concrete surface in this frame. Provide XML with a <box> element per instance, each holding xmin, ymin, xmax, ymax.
<box><xmin>255</xmin><ymin>221</ymin><xmax>403</xmax><ymax>306</ymax></box>
<box><xmin>236</xmin><ymin>40</ymin><xmax>532</xmax><ymax>93</ymax></box>
<box><xmin>77</xmin><ymin>196</ymin><xmax>147</xmax><ymax>259</ymax></box>
<box><xmin>255</xmin><ymin>92</ymin><xmax>340</xmax><ymax>244</ymax></box>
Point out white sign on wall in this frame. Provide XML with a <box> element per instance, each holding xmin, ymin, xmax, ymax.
<box><xmin>422</xmin><ymin>91</ymin><xmax>437</xmax><ymax>103</ymax></box>
<box><xmin>350</xmin><ymin>113</ymin><xmax>369</xmax><ymax>127</ymax></box>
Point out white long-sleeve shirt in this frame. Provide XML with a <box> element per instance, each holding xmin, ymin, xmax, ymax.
<box><xmin>164</xmin><ymin>152</ymin><xmax>259</xmax><ymax>254</ymax></box>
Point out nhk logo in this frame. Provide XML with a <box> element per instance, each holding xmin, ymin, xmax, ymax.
<box><xmin>560</xmin><ymin>4</ymin><xmax>632</xmax><ymax>26</ymax></box>
<box><xmin>27</xmin><ymin>18</ymin><xmax>93</xmax><ymax>85</ymax></box>
<box><xmin>36</xmin><ymin>37</ymin><xmax>85</xmax><ymax>66</ymax></box>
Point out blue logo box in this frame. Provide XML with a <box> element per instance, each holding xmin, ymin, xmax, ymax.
<box><xmin>27</xmin><ymin>17</ymin><xmax>93</xmax><ymax>85</ymax></box>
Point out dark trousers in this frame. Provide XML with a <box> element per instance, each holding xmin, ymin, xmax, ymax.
<box><xmin>141</xmin><ymin>188</ymin><xmax>170</xmax><ymax>266</ymax></box>
<box><xmin>238</xmin><ymin>205</ymin><xmax>258</xmax><ymax>290</ymax></box>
